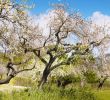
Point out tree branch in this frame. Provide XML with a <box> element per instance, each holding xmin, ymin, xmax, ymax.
<box><xmin>12</xmin><ymin>57</ymin><xmax>31</xmax><ymax>65</ymax></box>
<box><xmin>0</xmin><ymin>75</ymin><xmax>14</xmax><ymax>84</ymax></box>
<box><xmin>16</xmin><ymin>62</ymin><xmax>36</xmax><ymax>73</ymax></box>
<box><xmin>33</xmin><ymin>50</ymin><xmax>47</xmax><ymax>65</ymax></box>
<box><xmin>50</xmin><ymin>61</ymin><xmax>67</xmax><ymax>71</ymax></box>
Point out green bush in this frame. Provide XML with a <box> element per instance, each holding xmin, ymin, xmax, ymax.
<box><xmin>84</xmin><ymin>70</ymin><xmax>98</xmax><ymax>83</ymax></box>
<box><xmin>49</xmin><ymin>74</ymin><xmax>81</xmax><ymax>85</ymax></box>
<box><xmin>57</xmin><ymin>74</ymin><xmax>81</xmax><ymax>83</ymax></box>
<box><xmin>66</xmin><ymin>74</ymin><xmax>81</xmax><ymax>83</ymax></box>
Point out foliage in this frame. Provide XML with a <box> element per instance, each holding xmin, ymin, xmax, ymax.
<box><xmin>0</xmin><ymin>53</ymin><xmax>9</xmax><ymax>64</ymax></box>
<box><xmin>57</xmin><ymin>74</ymin><xmax>81</xmax><ymax>83</ymax></box>
<box><xmin>83</xmin><ymin>70</ymin><xmax>99</xmax><ymax>83</ymax></box>
<box><xmin>49</xmin><ymin>74</ymin><xmax>81</xmax><ymax>85</ymax></box>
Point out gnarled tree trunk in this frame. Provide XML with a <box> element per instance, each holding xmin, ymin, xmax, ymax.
<box><xmin>0</xmin><ymin>75</ymin><xmax>14</xmax><ymax>84</ymax></box>
<box><xmin>0</xmin><ymin>59</ymin><xmax>36</xmax><ymax>85</ymax></box>
<box><xmin>38</xmin><ymin>67</ymin><xmax>50</xmax><ymax>90</ymax></box>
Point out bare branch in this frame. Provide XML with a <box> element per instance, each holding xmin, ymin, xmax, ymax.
<box><xmin>16</xmin><ymin>62</ymin><xmax>36</xmax><ymax>73</ymax></box>
<box><xmin>33</xmin><ymin>50</ymin><xmax>47</xmax><ymax>65</ymax></box>
<box><xmin>50</xmin><ymin>61</ymin><xmax>67</xmax><ymax>71</ymax></box>
<box><xmin>0</xmin><ymin>75</ymin><xmax>14</xmax><ymax>84</ymax></box>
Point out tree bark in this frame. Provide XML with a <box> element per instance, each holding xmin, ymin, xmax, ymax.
<box><xmin>0</xmin><ymin>62</ymin><xmax>36</xmax><ymax>85</ymax></box>
<box><xmin>38</xmin><ymin>67</ymin><xmax>50</xmax><ymax>90</ymax></box>
<box><xmin>0</xmin><ymin>75</ymin><xmax>14</xmax><ymax>84</ymax></box>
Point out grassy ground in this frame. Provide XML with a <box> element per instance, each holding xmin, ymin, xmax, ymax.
<box><xmin>95</xmin><ymin>89</ymin><xmax>110</xmax><ymax>100</ymax></box>
<box><xmin>0</xmin><ymin>84</ymin><xmax>96</xmax><ymax>100</ymax></box>
<box><xmin>0</xmin><ymin>84</ymin><xmax>110</xmax><ymax>100</ymax></box>
<box><xmin>0</xmin><ymin>84</ymin><xmax>29</xmax><ymax>92</ymax></box>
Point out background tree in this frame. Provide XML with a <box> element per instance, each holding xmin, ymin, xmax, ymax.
<box><xmin>0</xmin><ymin>0</ymin><xmax>37</xmax><ymax>84</ymax></box>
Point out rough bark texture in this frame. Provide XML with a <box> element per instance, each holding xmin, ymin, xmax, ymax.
<box><xmin>38</xmin><ymin>68</ymin><xmax>50</xmax><ymax>89</ymax></box>
<box><xmin>0</xmin><ymin>75</ymin><xmax>14</xmax><ymax>84</ymax></box>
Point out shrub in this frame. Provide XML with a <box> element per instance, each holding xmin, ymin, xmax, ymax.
<box><xmin>83</xmin><ymin>70</ymin><xmax>98</xmax><ymax>83</ymax></box>
<box><xmin>55</xmin><ymin>74</ymin><xmax>81</xmax><ymax>87</ymax></box>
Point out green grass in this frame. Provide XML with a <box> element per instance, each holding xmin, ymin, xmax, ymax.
<box><xmin>95</xmin><ymin>89</ymin><xmax>110</xmax><ymax>100</ymax></box>
<box><xmin>0</xmin><ymin>84</ymin><xmax>96</xmax><ymax>100</ymax></box>
<box><xmin>0</xmin><ymin>84</ymin><xmax>29</xmax><ymax>93</ymax></box>
<box><xmin>1</xmin><ymin>84</ymin><xmax>110</xmax><ymax>100</ymax></box>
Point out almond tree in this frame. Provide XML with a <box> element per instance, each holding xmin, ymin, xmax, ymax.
<box><xmin>1</xmin><ymin>1</ymin><xmax>109</xmax><ymax>89</ymax></box>
<box><xmin>19</xmin><ymin>4</ymin><xmax>110</xmax><ymax>89</ymax></box>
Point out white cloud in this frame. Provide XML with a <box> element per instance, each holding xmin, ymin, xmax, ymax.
<box><xmin>91</xmin><ymin>11</ymin><xmax>110</xmax><ymax>27</ymax></box>
<box><xmin>31</xmin><ymin>9</ymin><xmax>68</xmax><ymax>36</ymax></box>
<box><xmin>29</xmin><ymin>11</ymin><xmax>110</xmax><ymax>47</ymax></box>
<box><xmin>91</xmin><ymin>12</ymin><xmax>110</xmax><ymax>53</ymax></box>
<box><xmin>90</xmin><ymin>11</ymin><xmax>110</xmax><ymax>40</ymax></box>
<box><xmin>30</xmin><ymin>11</ymin><xmax>55</xmax><ymax>36</ymax></box>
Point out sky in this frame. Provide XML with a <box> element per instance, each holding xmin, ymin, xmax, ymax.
<box><xmin>26</xmin><ymin>0</ymin><xmax>110</xmax><ymax>17</ymax></box>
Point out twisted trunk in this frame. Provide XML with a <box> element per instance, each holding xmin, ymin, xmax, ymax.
<box><xmin>38</xmin><ymin>67</ymin><xmax>50</xmax><ymax>90</ymax></box>
<box><xmin>0</xmin><ymin>75</ymin><xmax>14</xmax><ymax>84</ymax></box>
<box><xmin>0</xmin><ymin>61</ymin><xmax>36</xmax><ymax>85</ymax></box>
